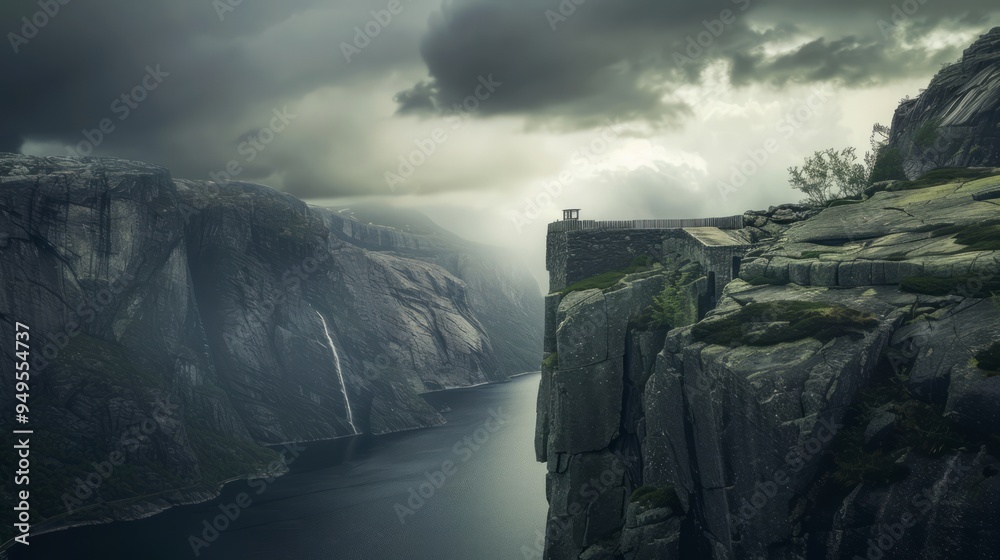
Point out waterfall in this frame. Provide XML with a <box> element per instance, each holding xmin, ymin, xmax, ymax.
<box><xmin>316</xmin><ymin>311</ymin><xmax>357</xmax><ymax>434</ymax></box>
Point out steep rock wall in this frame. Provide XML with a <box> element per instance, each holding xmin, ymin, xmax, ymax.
<box><xmin>888</xmin><ymin>27</ymin><xmax>1000</xmax><ymax>178</ymax></box>
<box><xmin>536</xmin><ymin>170</ymin><xmax>1000</xmax><ymax>559</ymax></box>
<box><xmin>0</xmin><ymin>154</ymin><xmax>543</xmax><ymax>537</ymax></box>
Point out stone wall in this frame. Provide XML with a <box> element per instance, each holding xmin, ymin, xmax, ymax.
<box><xmin>545</xmin><ymin>228</ymin><xmax>680</xmax><ymax>292</ymax></box>
<box><xmin>661</xmin><ymin>234</ymin><xmax>746</xmax><ymax>302</ymax></box>
<box><xmin>545</xmin><ymin>225</ymin><xmax>749</xmax><ymax>298</ymax></box>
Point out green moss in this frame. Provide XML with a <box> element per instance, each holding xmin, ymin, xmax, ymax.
<box><xmin>557</xmin><ymin>256</ymin><xmax>654</xmax><ymax>295</ymax></box>
<box><xmin>828</xmin><ymin>198</ymin><xmax>863</xmax><ymax>208</ymax></box>
<box><xmin>629</xmin><ymin>485</ymin><xmax>681</xmax><ymax>511</ymax></box>
<box><xmin>541</xmin><ymin>352</ymin><xmax>559</xmax><ymax>369</ymax></box>
<box><xmin>558</xmin><ymin>271</ymin><xmax>629</xmax><ymax>295</ymax></box>
<box><xmin>892</xmin><ymin>168</ymin><xmax>998</xmax><ymax>191</ymax></box>
<box><xmin>744</xmin><ymin>275</ymin><xmax>791</xmax><ymax>286</ymax></box>
<box><xmin>974</xmin><ymin>342</ymin><xmax>1000</xmax><ymax>377</ymax></box>
<box><xmin>900</xmin><ymin>275</ymin><xmax>1000</xmax><ymax>297</ymax></box>
<box><xmin>952</xmin><ymin>221</ymin><xmax>1000</xmax><ymax>252</ymax></box>
<box><xmin>800</xmin><ymin>250</ymin><xmax>837</xmax><ymax>259</ymax></box>
<box><xmin>691</xmin><ymin>300</ymin><xmax>878</xmax><ymax>347</ymax></box>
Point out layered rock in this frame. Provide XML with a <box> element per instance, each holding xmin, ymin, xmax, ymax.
<box><xmin>887</xmin><ymin>27</ymin><xmax>1000</xmax><ymax>178</ymax></box>
<box><xmin>0</xmin><ymin>153</ymin><xmax>542</xmax><ymax>536</ymax></box>
<box><xmin>536</xmin><ymin>168</ymin><xmax>1000</xmax><ymax>559</ymax></box>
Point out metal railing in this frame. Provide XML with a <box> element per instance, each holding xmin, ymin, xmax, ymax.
<box><xmin>547</xmin><ymin>215</ymin><xmax>744</xmax><ymax>232</ymax></box>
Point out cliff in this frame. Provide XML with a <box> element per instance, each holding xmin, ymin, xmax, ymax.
<box><xmin>536</xmin><ymin>173</ymin><xmax>1000</xmax><ymax>559</ymax></box>
<box><xmin>887</xmin><ymin>27</ymin><xmax>1000</xmax><ymax>178</ymax></box>
<box><xmin>0</xmin><ymin>153</ymin><xmax>542</xmax><ymax>538</ymax></box>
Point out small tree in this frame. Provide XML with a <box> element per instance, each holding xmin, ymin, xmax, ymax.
<box><xmin>788</xmin><ymin>148</ymin><xmax>867</xmax><ymax>206</ymax></box>
<box><xmin>865</xmin><ymin>123</ymin><xmax>906</xmax><ymax>184</ymax></box>
<box><xmin>650</xmin><ymin>266</ymin><xmax>696</xmax><ymax>328</ymax></box>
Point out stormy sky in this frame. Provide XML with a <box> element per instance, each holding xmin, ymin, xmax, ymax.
<box><xmin>2</xmin><ymin>0</ymin><xmax>999</xmax><ymax>289</ymax></box>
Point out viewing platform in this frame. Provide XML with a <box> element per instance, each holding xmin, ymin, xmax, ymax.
<box><xmin>546</xmin><ymin>215</ymin><xmax>745</xmax><ymax>233</ymax></box>
<box><xmin>546</xmin><ymin>209</ymin><xmax>752</xmax><ymax>297</ymax></box>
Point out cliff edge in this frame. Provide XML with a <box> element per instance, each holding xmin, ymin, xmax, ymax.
<box><xmin>536</xmin><ymin>170</ymin><xmax>1000</xmax><ymax>559</ymax></box>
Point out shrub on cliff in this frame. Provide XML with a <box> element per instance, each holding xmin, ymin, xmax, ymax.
<box><xmin>650</xmin><ymin>272</ymin><xmax>695</xmax><ymax>329</ymax></box>
<box><xmin>866</xmin><ymin>123</ymin><xmax>907</xmax><ymax>184</ymax></box>
<box><xmin>788</xmin><ymin>147</ymin><xmax>867</xmax><ymax>205</ymax></box>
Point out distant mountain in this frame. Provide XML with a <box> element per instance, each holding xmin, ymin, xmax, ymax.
<box><xmin>0</xmin><ymin>153</ymin><xmax>543</xmax><ymax>540</ymax></box>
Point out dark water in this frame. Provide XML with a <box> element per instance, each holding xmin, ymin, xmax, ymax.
<box><xmin>11</xmin><ymin>374</ymin><xmax>548</xmax><ymax>560</ymax></box>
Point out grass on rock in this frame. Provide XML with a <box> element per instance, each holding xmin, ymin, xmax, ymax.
<box><xmin>691</xmin><ymin>300</ymin><xmax>878</xmax><ymax>347</ymax></box>
<box><xmin>832</xmin><ymin>361</ymin><xmax>971</xmax><ymax>488</ymax></box>
<box><xmin>891</xmin><ymin>168</ymin><xmax>998</xmax><ymax>191</ymax></box>
<box><xmin>557</xmin><ymin>255</ymin><xmax>654</xmax><ymax>295</ymax></box>
<box><xmin>900</xmin><ymin>275</ymin><xmax>1000</xmax><ymax>297</ymax></box>
<box><xmin>541</xmin><ymin>352</ymin><xmax>559</xmax><ymax>369</ymax></box>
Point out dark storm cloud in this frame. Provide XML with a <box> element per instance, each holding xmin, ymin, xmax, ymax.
<box><xmin>396</xmin><ymin>0</ymin><xmax>1000</xmax><ymax>127</ymax></box>
<box><xmin>0</xmin><ymin>0</ymin><xmax>426</xmax><ymax>195</ymax></box>
<box><xmin>2</xmin><ymin>0</ymin><xmax>999</xmax><ymax>200</ymax></box>
<box><xmin>729</xmin><ymin>35</ymin><xmax>956</xmax><ymax>86</ymax></box>
<box><xmin>1</xmin><ymin>1</ymin><xmax>315</xmax><ymax>149</ymax></box>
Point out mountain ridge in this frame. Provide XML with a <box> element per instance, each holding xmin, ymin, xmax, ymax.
<box><xmin>0</xmin><ymin>152</ymin><xmax>543</xmax><ymax>541</ymax></box>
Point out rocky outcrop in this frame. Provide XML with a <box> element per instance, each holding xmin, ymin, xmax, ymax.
<box><xmin>536</xmin><ymin>168</ymin><xmax>1000</xmax><ymax>559</ymax></box>
<box><xmin>887</xmin><ymin>27</ymin><xmax>1000</xmax><ymax>179</ymax></box>
<box><xmin>0</xmin><ymin>153</ymin><xmax>542</xmax><ymax>537</ymax></box>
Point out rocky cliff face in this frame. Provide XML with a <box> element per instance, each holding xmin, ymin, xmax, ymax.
<box><xmin>888</xmin><ymin>27</ymin><xmax>1000</xmax><ymax>179</ymax></box>
<box><xmin>536</xmin><ymin>170</ymin><xmax>1000</xmax><ymax>559</ymax></box>
<box><xmin>0</xmin><ymin>153</ymin><xmax>542</xmax><ymax>536</ymax></box>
